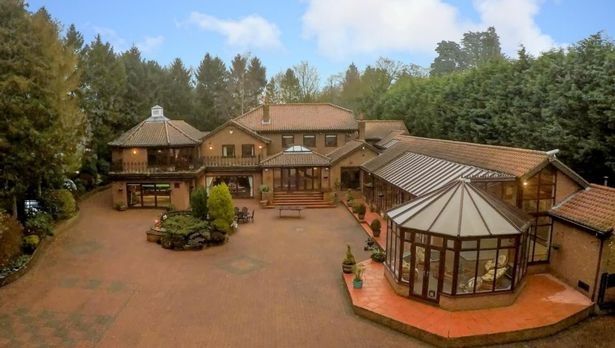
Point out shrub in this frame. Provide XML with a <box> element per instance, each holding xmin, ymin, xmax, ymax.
<box><xmin>207</xmin><ymin>183</ymin><xmax>235</xmax><ymax>233</ymax></box>
<box><xmin>353</xmin><ymin>203</ymin><xmax>366</xmax><ymax>216</ymax></box>
<box><xmin>161</xmin><ymin>214</ymin><xmax>210</xmax><ymax>249</ymax></box>
<box><xmin>42</xmin><ymin>189</ymin><xmax>77</xmax><ymax>220</ymax></box>
<box><xmin>0</xmin><ymin>211</ymin><xmax>24</xmax><ymax>267</ymax></box>
<box><xmin>190</xmin><ymin>186</ymin><xmax>209</xmax><ymax>220</ymax></box>
<box><xmin>370</xmin><ymin>219</ymin><xmax>381</xmax><ymax>232</ymax></box>
<box><xmin>23</xmin><ymin>235</ymin><xmax>40</xmax><ymax>254</ymax></box>
<box><xmin>371</xmin><ymin>249</ymin><xmax>386</xmax><ymax>263</ymax></box>
<box><xmin>25</xmin><ymin>212</ymin><xmax>54</xmax><ymax>237</ymax></box>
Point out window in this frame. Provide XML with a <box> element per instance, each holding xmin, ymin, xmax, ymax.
<box><xmin>222</xmin><ymin>145</ymin><xmax>235</xmax><ymax>158</ymax></box>
<box><xmin>325</xmin><ymin>134</ymin><xmax>337</xmax><ymax>147</ymax></box>
<box><xmin>282</xmin><ymin>135</ymin><xmax>294</xmax><ymax>148</ymax></box>
<box><xmin>241</xmin><ymin>144</ymin><xmax>255</xmax><ymax>158</ymax></box>
<box><xmin>521</xmin><ymin>166</ymin><xmax>555</xmax><ymax>263</ymax></box>
<box><xmin>303</xmin><ymin>134</ymin><xmax>316</xmax><ymax>147</ymax></box>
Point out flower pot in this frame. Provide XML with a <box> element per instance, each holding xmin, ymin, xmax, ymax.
<box><xmin>358</xmin><ymin>213</ymin><xmax>365</xmax><ymax>220</ymax></box>
<box><xmin>372</xmin><ymin>229</ymin><xmax>381</xmax><ymax>238</ymax></box>
<box><xmin>342</xmin><ymin>262</ymin><xmax>355</xmax><ymax>274</ymax></box>
<box><xmin>353</xmin><ymin>279</ymin><xmax>363</xmax><ymax>289</ymax></box>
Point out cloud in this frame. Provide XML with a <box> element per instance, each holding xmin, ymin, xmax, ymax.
<box><xmin>302</xmin><ymin>0</ymin><xmax>558</xmax><ymax>59</ymax></box>
<box><xmin>474</xmin><ymin>0</ymin><xmax>556</xmax><ymax>55</ymax></box>
<box><xmin>93</xmin><ymin>26</ymin><xmax>128</xmax><ymax>52</ymax></box>
<box><xmin>187</xmin><ymin>12</ymin><xmax>282</xmax><ymax>50</ymax></box>
<box><xmin>137</xmin><ymin>35</ymin><xmax>165</xmax><ymax>53</ymax></box>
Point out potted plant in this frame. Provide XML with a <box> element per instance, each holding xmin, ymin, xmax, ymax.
<box><xmin>259</xmin><ymin>184</ymin><xmax>272</xmax><ymax>206</ymax></box>
<box><xmin>370</xmin><ymin>219</ymin><xmax>381</xmax><ymax>237</ymax></box>
<box><xmin>353</xmin><ymin>264</ymin><xmax>365</xmax><ymax>289</ymax></box>
<box><xmin>346</xmin><ymin>189</ymin><xmax>353</xmax><ymax>205</ymax></box>
<box><xmin>114</xmin><ymin>203</ymin><xmax>127</xmax><ymax>211</ymax></box>
<box><xmin>355</xmin><ymin>203</ymin><xmax>366</xmax><ymax>220</ymax></box>
<box><xmin>342</xmin><ymin>244</ymin><xmax>356</xmax><ymax>274</ymax></box>
<box><xmin>371</xmin><ymin>248</ymin><xmax>386</xmax><ymax>263</ymax></box>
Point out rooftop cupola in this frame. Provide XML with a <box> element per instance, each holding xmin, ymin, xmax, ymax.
<box><xmin>149</xmin><ymin>105</ymin><xmax>169</xmax><ymax>122</ymax></box>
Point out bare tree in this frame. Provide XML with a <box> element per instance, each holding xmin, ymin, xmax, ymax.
<box><xmin>293</xmin><ymin>61</ymin><xmax>320</xmax><ymax>102</ymax></box>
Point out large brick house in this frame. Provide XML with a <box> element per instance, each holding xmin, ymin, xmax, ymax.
<box><xmin>108</xmin><ymin>104</ymin><xmax>380</xmax><ymax>209</ymax></box>
<box><xmin>108</xmin><ymin>103</ymin><xmax>614</xmax><ymax>309</ymax></box>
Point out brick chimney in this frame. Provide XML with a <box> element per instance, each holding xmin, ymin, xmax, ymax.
<box><xmin>262</xmin><ymin>104</ymin><xmax>270</xmax><ymax>124</ymax></box>
<box><xmin>358</xmin><ymin>113</ymin><xmax>366</xmax><ymax>140</ymax></box>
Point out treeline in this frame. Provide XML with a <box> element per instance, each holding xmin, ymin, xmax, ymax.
<box><xmin>367</xmin><ymin>33</ymin><xmax>615</xmax><ymax>184</ymax></box>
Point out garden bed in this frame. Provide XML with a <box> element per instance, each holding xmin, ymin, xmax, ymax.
<box><xmin>0</xmin><ymin>212</ymin><xmax>79</xmax><ymax>287</ymax></box>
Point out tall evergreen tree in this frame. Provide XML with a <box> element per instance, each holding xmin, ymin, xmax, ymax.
<box><xmin>277</xmin><ymin>68</ymin><xmax>301</xmax><ymax>103</ymax></box>
<box><xmin>0</xmin><ymin>1</ymin><xmax>85</xmax><ymax>216</ymax></box>
<box><xmin>194</xmin><ymin>53</ymin><xmax>231</xmax><ymax>129</ymax></box>
<box><xmin>228</xmin><ymin>54</ymin><xmax>248</xmax><ymax>115</ymax></box>
<box><xmin>80</xmin><ymin>34</ymin><xmax>127</xmax><ymax>174</ymax></box>
<box><xmin>245</xmin><ymin>57</ymin><xmax>267</xmax><ymax>109</ymax></box>
<box><xmin>160</xmin><ymin>58</ymin><xmax>193</xmax><ymax>120</ymax></box>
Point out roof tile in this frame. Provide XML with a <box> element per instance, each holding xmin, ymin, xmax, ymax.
<box><xmin>550</xmin><ymin>184</ymin><xmax>615</xmax><ymax>233</ymax></box>
<box><xmin>235</xmin><ymin>103</ymin><xmax>357</xmax><ymax>132</ymax></box>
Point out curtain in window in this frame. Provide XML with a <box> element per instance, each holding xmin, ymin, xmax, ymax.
<box><xmin>206</xmin><ymin>177</ymin><xmax>214</xmax><ymax>193</ymax></box>
<box><xmin>248</xmin><ymin>176</ymin><xmax>253</xmax><ymax>197</ymax></box>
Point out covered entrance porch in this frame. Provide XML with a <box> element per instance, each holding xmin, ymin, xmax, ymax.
<box><xmin>261</xmin><ymin>145</ymin><xmax>332</xmax><ymax>193</ymax></box>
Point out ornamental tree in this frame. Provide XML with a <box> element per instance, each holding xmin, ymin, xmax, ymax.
<box><xmin>207</xmin><ymin>183</ymin><xmax>234</xmax><ymax>232</ymax></box>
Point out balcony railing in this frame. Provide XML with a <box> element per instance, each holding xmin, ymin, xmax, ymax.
<box><xmin>202</xmin><ymin>155</ymin><xmax>261</xmax><ymax>167</ymax></box>
<box><xmin>110</xmin><ymin>159</ymin><xmax>204</xmax><ymax>174</ymax></box>
<box><xmin>110</xmin><ymin>156</ymin><xmax>262</xmax><ymax>174</ymax></box>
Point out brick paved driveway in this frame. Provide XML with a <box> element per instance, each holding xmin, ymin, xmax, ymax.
<box><xmin>0</xmin><ymin>189</ymin><xmax>423</xmax><ymax>347</ymax></box>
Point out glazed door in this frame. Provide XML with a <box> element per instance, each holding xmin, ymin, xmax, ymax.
<box><xmin>409</xmin><ymin>238</ymin><xmax>443</xmax><ymax>303</ymax></box>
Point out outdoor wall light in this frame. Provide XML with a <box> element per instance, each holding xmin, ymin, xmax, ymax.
<box><xmin>132</xmin><ymin>149</ymin><xmax>138</xmax><ymax>155</ymax></box>
<box><xmin>209</xmin><ymin>144</ymin><xmax>213</xmax><ymax>150</ymax></box>
<box><xmin>258</xmin><ymin>145</ymin><xmax>263</xmax><ymax>149</ymax></box>
<box><xmin>264</xmin><ymin>168</ymin><xmax>269</xmax><ymax>172</ymax></box>
<box><xmin>229</xmin><ymin>129</ymin><xmax>234</xmax><ymax>134</ymax></box>
<box><xmin>523</xmin><ymin>181</ymin><xmax>528</xmax><ymax>186</ymax></box>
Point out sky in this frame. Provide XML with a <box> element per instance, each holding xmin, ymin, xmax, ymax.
<box><xmin>28</xmin><ymin>0</ymin><xmax>615</xmax><ymax>80</ymax></box>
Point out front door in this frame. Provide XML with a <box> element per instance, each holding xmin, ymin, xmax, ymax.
<box><xmin>279</xmin><ymin>168</ymin><xmax>321</xmax><ymax>191</ymax></box>
<box><xmin>410</xmin><ymin>234</ymin><xmax>443</xmax><ymax>302</ymax></box>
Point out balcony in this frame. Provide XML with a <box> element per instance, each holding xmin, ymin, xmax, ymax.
<box><xmin>202</xmin><ymin>155</ymin><xmax>261</xmax><ymax>168</ymax></box>
<box><xmin>109</xmin><ymin>156</ymin><xmax>262</xmax><ymax>175</ymax></box>
<box><xmin>110</xmin><ymin>158</ymin><xmax>204</xmax><ymax>174</ymax></box>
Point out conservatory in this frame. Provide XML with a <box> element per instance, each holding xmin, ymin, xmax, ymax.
<box><xmin>385</xmin><ymin>179</ymin><xmax>532</xmax><ymax>309</ymax></box>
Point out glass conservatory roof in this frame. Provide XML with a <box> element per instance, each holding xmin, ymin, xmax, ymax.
<box><xmin>387</xmin><ymin>179</ymin><xmax>531</xmax><ymax>237</ymax></box>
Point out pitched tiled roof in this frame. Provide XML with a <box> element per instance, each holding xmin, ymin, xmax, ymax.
<box><xmin>374</xmin><ymin>129</ymin><xmax>406</xmax><ymax>149</ymax></box>
<box><xmin>234</xmin><ymin>103</ymin><xmax>357</xmax><ymax>132</ymax></box>
<box><xmin>394</xmin><ymin>135</ymin><xmax>550</xmax><ymax>177</ymax></box>
<box><xmin>202</xmin><ymin>119</ymin><xmax>271</xmax><ymax>144</ymax></box>
<box><xmin>364</xmin><ymin>120</ymin><xmax>409</xmax><ymax>140</ymax></box>
<box><xmin>550</xmin><ymin>184</ymin><xmax>615</xmax><ymax>234</ymax></box>
<box><xmin>326</xmin><ymin>140</ymin><xmax>378</xmax><ymax>164</ymax></box>
<box><xmin>373</xmin><ymin>152</ymin><xmax>512</xmax><ymax>196</ymax></box>
<box><xmin>260</xmin><ymin>149</ymin><xmax>330</xmax><ymax>167</ymax></box>
<box><xmin>109</xmin><ymin>116</ymin><xmax>203</xmax><ymax>147</ymax></box>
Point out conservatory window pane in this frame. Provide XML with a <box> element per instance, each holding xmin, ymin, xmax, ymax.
<box><xmin>496</xmin><ymin>248</ymin><xmax>515</xmax><ymax>291</ymax></box>
<box><xmin>401</xmin><ymin>241</ymin><xmax>413</xmax><ymax>282</ymax></box>
<box><xmin>461</xmin><ymin>240</ymin><xmax>477</xmax><ymax>249</ymax></box>
<box><xmin>457</xmin><ymin>250</ymin><xmax>478</xmax><ymax>294</ymax></box>
<box><xmin>430</xmin><ymin>236</ymin><xmax>443</xmax><ymax>247</ymax></box>
<box><xmin>477</xmin><ymin>249</ymin><xmax>498</xmax><ymax>293</ymax></box>
<box><xmin>481</xmin><ymin>238</ymin><xmax>498</xmax><ymax>249</ymax></box>
<box><xmin>443</xmin><ymin>249</ymin><xmax>455</xmax><ymax>294</ymax></box>
<box><xmin>500</xmin><ymin>237</ymin><xmax>516</xmax><ymax>247</ymax></box>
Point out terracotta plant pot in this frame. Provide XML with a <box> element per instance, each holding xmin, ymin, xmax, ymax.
<box><xmin>373</xmin><ymin>229</ymin><xmax>381</xmax><ymax>237</ymax></box>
